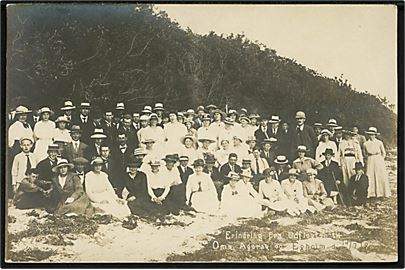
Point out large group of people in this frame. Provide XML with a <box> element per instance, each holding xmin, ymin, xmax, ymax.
<box><xmin>7</xmin><ymin>100</ymin><xmax>392</xmax><ymax>220</ymax></box>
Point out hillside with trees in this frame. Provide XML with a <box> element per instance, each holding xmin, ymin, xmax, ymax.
<box><xmin>6</xmin><ymin>4</ymin><xmax>397</xmax><ymax>145</ymax></box>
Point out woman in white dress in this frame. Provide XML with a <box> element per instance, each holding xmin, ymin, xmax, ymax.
<box><xmin>52</xmin><ymin>116</ymin><xmax>72</xmax><ymax>144</ymax></box>
<box><xmin>164</xmin><ymin>112</ymin><xmax>187</xmax><ymax>154</ymax></box>
<box><xmin>85</xmin><ymin>157</ymin><xmax>131</xmax><ymax>219</ymax></box>
<box><xmin>142</xmin><ymin>113</ymin><xmax>165</xmax><ymax>148</ymax></box>
<box><xmin>179</xmin><ymin>135</ymin><xmax>202</xmax><ymax>164</ymax></box>
<box><xmin>363</xmin><ymin>127</ymin><xmax>391</xmax><ymax>198</ymax></box>
<box><xmin>235</xmin><ymin>170</ymin><xmax>264</xmax><ymax>217</ymax></box>
<box><xmin>315</xmin><ymin>129</ymin><xmax>338</xmax><ymax>164</ymax></box>
<box><xmin>339</xmin><ymin>130</ymin><xmax>363</xmax><ymax>188</ymax></box>
<box><xmin>186</xmin><ymin>159</ymin><xmax>219</xmax><ymax>214</ymax></box>
<box><xmin>219</xmin><ymin>172</ymin><xmax>245</xmax><ymax>217</ymax></box>
<box><xmin>215</xmin><ymin>139</ymin><xmax>232</xmax><ymax>166</ymax></box>
<box><xmin>33</xmin><ymin>107</ymin><xmax>56</xmax><ymax>161</ymax></box>
<box><xmin>258</xmin><ymin>168</ymin><xmax>298</xmax><ymax>215</ymax></box>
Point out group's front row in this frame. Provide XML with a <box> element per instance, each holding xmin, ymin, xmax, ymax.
<box><xmin>13</xmin><ymin>152</ymin><xmax>369</xmax><ymax>220</ymax></box>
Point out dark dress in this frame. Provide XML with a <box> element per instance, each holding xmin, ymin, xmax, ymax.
<box><xmin>14</xmin><ymin>178</ymin><xmax>53</xmax><ymax>209</ymax></box>
<box><xmin>348</xmin><ymin>174</ymin><xmax>369</xmax><ymax>206</ymax></box>
<box><xmin>124</xmin><ymin>172</ymin><xmax>151</xmax><ymax>215</ymax></box>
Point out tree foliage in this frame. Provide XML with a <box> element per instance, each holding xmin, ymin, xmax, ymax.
<box><xmin>7</xmin><ymin>4</ymin><xmax>397</xmax><ymax>145</ymax></box>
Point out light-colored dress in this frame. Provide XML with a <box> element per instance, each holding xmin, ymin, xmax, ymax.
<box><xmin>258</xmin><ymin>179</ymin><xmax>297</xmax><ymax>213</ymax></box>
<box><xmin>8</xmin><ymin>121</ymin><xmax>33</xmax><ymax>148</ymax></box>
<box><xmin>179</xmin><ymin>146</ymin><xmax>202</xmax><ymax>164</ymax></box>
<box><xmin>33</xmin><ymin>120</ymin><xmax>56</xmax><ymax>160</ymax></box>
<box><xmin>364</xmin><ymin>139</ymin><xmax>391</xmax><ymax>198</ymax></box>
<box><xmin>140</xmin><ymin>126</ymin><xmax>166</xmax><ymax>148</ymax></box>
<box><xmin>302</xmin><ymin>179</ymin><xmax>334</xmax><ymax>211</ymax></box>
<box><xmin>281</xmin><ymin>179</ymin><xmax>313</xmax><ymax>214</ymax></box>
<box><xmin>339</xmin><ymin>139</ymin><xmax>363</xmax><ymax>187</ymax></box>
<box><xmin>164</xmin><ymin>122</ymin><xmax>187</xmax><ymax>153</ymax></box>
<box><xmin>215</xmin><ymin>148</ymin><xmax>232</xmax><ymax>166</ymax></box>
<box><xmin>85</xmin><ymin>171</ymin><xmax>131</xmax><ymax>219</ymax></box>
<box><xmin>52</xmin><ymin>128</ymin><xmax>72</xmax><ymax>143</ymax></box>
<box><xmin>186</xmin><ymin>173</ymin><xmax>219</xmax><ymax>214</ymax></box>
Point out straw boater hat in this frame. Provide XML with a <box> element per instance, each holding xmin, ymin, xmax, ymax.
<box><xmin>39</xmin><ymin>107</ymin><xmax>53</xmax><ymax>115</ymax></box>
<box><xmin>179</xmin><ymin>155</ymin><xmax>189</xmax><ymax>162</ymax></box>
<box><xmin>206</xmin><ymin>104</ymin><xmax>217</xmax><ymax>110</ymax></box>
<box><xmin>262</xmin><ymin>138</ymin><xmax>277</xmax><ymax>145</ymax></box>
<box><xmin>91</xmin><ymin>157</ymin><xmax>105</xmax><ymax>166</ymax></box>
<box><xmin>226</xmin><ymin>171</ymin><xmax>240</xmax><ymax>180</ymax></box>
<box><xmin>243</xmin><ymin>136</ymin><xmax>255</xmax><ymax>145</ymax></box>
<box><xmin>79</xmin><ymin>102</ymin><xmax>91</xmax><ymax>109</ymax></box>
<box><xmin>334</xmin><ymin>126</ymin><xmax>343</xmax><ymax>132</ymax></box>
<box><xmin>14</xmin><ymin>105</ymin><xmax>32</xmax><ymax>115</ymax></box>
<box><xmin>268</xmin><ymin>115</ymin><xmax>281</xmax><ymax>124</ymax></box>
<box><xmin>322</xmin><ymin>148</ymin><xmax>335</xmax><ymax>156</ymax></box>
<box><xmin>241</xmin><ymin>158</ymin><xmax>251</xmax><ymax>164</ymax></box>
<box><xmin>185</xmin><ymin>109</ymin><xmax>196</xmax><ymax>116</ymax></box>
<box><xmin>52</xmin><ymin>158</ymin><xmax>74</xmax><ymax>172</ymax></box>
<box><xmin>223</xmin><ymin>118</ymin><xmax>235</xmax><ymax>125</ymax></box>
<box><xmin>239</xmin><ymin>115</ymin><xmax>250</xmax><ymax>123</ymax></box>
<box><xmin>47</xmin><ymin>144</ymin><xmax>60</xmax><ymax>152</ymax></box>
<box><xmin>249</xmin><ymin>113</ymin><xmax>260</xmax><ymax>119</ymax></box>
<box><xmin>153</xmin><ymin>103</ymin><xmax>164</xmax><ymax>111</ymax></box>
<box><xmin>181</xmin><ymin>135</ymin><xmax>196</xmax><ymax>144</ymax></box>
<box><xmin>70</xmin><ymin>125</ymin><xmax>82</xmax><ymax>134</ymax></box>
<box><xmin>297</xmin><ymin>145</ymin><xmax>309</xmax><ymax>152</ymax></box>
<box><xmin>326</xmin><ymin>119</ymin><xmax>338</xmax><ymax>127</ymax></box>
<box><xmin>149</xmin><ymin>113</ymin><xmax>158</xmax><ymax>120</ymax></box>
<box><xmin>90</xmin><ymin>128</ymin><xmax>107</xmax><ymax>139</ymax></box>
<box><xmin>320</xmin><ymin>129</ymin><xmax>333</xmax><ymax>136</ymax></box>
<box><xmin>288</xmin><ymin>168</ymin><xmax>299</xmax><ymax>176</ymax></box>
<box><xmin>198</xmin><ymin>137</ymin><xmax>216</xmax><ymax>143</ymax></box>
<box><xmin>149</xmin><ymin>160</ymin><xmax>161</xmax><ymax>167</ymax></box>
<box><xmin>314</xmin><ymin>122</ymin><xmax>323</xmax><ymax>128</ymax></box>
<box><xmin>142</xmin><ymin>106</ymin><xmax>152</xmax><ymax>114</ymax></box>
<box><xmin>240</xmin><ymin>170</ymin><xmax>253</xmax><ymax>179</ymax></box>
<box><xmin>196</xmin><ymin>106</ymin><xmax>205</xmax><ymax>113</ymax></box>
<box><xmin>274</xmin><ymin>155</ymin><xmax>289</xmax><ymax>165</ymax></box>
<box><xmin>133</xmin><ymin>148</ymin><xmax>147</xmax><ymax>156</ymax></box>
<box><xmin>295</xmin><ymin>111</ymin><xmax>306</xmax><ymax>119</ymax></box>
<box><xmin>61</xmin><ymin>100</ymin><xmax>76</xmax><ymax>111</ymax></box>
<box><xmin>306</xmin><ymin>168</ymin><xmax>317</xmax><ymax>176</ymax></box>
<box><xmin>192</xmin><ymin>159</ymin><xmax>205</xmax><ymax>167</ymax></box>
<box><xmin>55</xmin><ymin>116</ymin><xmax>70</xmax><ymax>124</ymax></box>
<box><xmin>72</xmin><ymin>157</ymin><xmax>89</xmax><ymax>165</ymax></box>
<box><xmin>139</xmin><ymin>115</ymin><xmax>150</xmax><ymax>121</ymax></box>
<box><xmin>116</xmin><ymin>102</ymin><xmax>125</xmax><ymax>110</ymax></box>
<box><xmin>19</xmin><ymin>136</ymin><xmax>33</xmax><ymax>144</ymax></box>
<box><xmin>364</xmin><ymin>127</ymin><xmax>380</xmax><ymax>135</ymax></box>
<box><xmin>142</xmin><ymin>138</ymin><xmax>156</xmax><ymax>144</ymax></box>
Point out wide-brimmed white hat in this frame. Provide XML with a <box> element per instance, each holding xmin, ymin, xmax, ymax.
<box><xmin>14</xmin><ymin>105</ymin><xmax>32</xmax><ymax>115</ymax></box>
<box><xmin>116</xmin><ymin>102</ymin><xmax>125</xmax><ymax>110</ymax></box>
<box><xmin>365</xmin><ymin>127</ymin><xmax>380</xmax><ymax>135</ymax></box>
<box><xmin>61</xmin><ymin>100</ymin><xmax>76</xmax><ymax>111</ymax></box>
<box><xmin>39</xmin><ymin>107</ymin><xmax>53</xmax><ymax>115</ymax></box>
<box><xmin>326</xmin><ymin>119</ymin><xmax>338</xmax><ymax>127</ymax></box>
<box><xmin>268</xmin><ymin>115</ymin><xmax>281</xmax><ymax>123</ymax></box>
<box><xmin>153</xmin><ymin>103</ymin><xmax>164</xmax><ymax>111</ymax></box>
<box><xmin>90</xmin><ymin>128</ymin><xmax>107</xmax><ymax>139</ymax></box>
<box><xmin>52</xmin><ymin>158</ymin><xmax>74</xmax><ymax>172</ymax></box>
<box><xmin>55</xmin><ymin>116</ymin><xmax>70</xmax><ymax>124</ymax></box>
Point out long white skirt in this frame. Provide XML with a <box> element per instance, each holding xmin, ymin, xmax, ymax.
<box><xmin>220</xmin><ymin>196</ymin><xmax>263</xmax><ymax>218</ymax></box>
<box><xmin>191</xmin><ymin>191</ymin><xmax>219</xmax><ymax>214</ymax></box>
<box><xmin>34</xmin><ymin>138</ymin><xmax>53</xmax><ymax>161</ymax></box>
<box><xmin>367</xmin><ymin>155</ymin><xmax>391</xmax><ymax>198</ymax></box>
<box><xmin>93</xmin><ymin>199</ymin><xmax>131</xmax><ymax>219</ymax></box>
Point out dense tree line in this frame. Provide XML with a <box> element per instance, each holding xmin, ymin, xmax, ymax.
<box><xmin>7</xmin><ymin>4</ymin><xmax>397</xmax><ymax>146</ymax></box>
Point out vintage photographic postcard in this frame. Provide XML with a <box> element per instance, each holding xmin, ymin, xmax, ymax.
<box><xmin>2</xmin><ymin>2</ymin><xmax>401</xmax><ymax>265</ymax></box>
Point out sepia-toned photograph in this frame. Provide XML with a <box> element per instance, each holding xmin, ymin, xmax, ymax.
<box><xmin>3</xmin><ymin>2</ymin><xmax>401</xmax><ymax>264</ymax></box>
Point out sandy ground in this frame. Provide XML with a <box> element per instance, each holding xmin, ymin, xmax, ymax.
<box><xmin>6</xmin><ymin>149</ymin><xmax>398</xmax><ymax>263</ymax></box>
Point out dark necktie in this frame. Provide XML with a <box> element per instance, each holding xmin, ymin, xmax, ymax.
<box><xmin>23</xmin><ymin>123</ymin><xmax>29</xmax><ymax>129</ymax></box>
<box><xmin>256</xmin><ymin>158</ymin><xmax>260</xmax><ymax>174</ymax></box>
<box><xmin>25</xmin><ymin>154</ymin><xmax>31</xmax><ymax>175</ymax></box>
<box><xmin>198</xmin><ymin>182</ymin><xmax>202</xmax><ymax>192</ymax></box>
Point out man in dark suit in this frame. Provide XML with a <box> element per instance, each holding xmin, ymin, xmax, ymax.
<box><xmin>99</xmin><ymin>143</ymin><xmax>122</xmax><ymax>197</ymax></box>
<box><xmin>278</xmin><ymin>121</ymin><xmax>293</xmax><ymax>158</ymax></box>
<box><xmin>84</xmin><ymin>128</ymin><xmax>107</xmax><ymax>161</ymax></box>
<box><xmin>268</xmin><ymin>115</ymin><xmax>283</xmax><ymax>142</ymax></box>
<box><xmin>36</xmin><ymin>144</ymin><xmax>60</xmax><ymax>182</ymax></box>
<box><xmin>71</xmin><ymin>102</ymin><xmax>94</xmax><ymax>144</ymax></box>
<box><xmin>177</xmin><ymin>156</ymin><xmax>194</xmax><ymax>185</ymax></box>
<box><xmin>63</xmin><ymin>125</ymin><xmax>88</xmax><ymax>162</ymax></box>
<box><xmin>204</xmin><ymin>154</ymin><xmax>224</xmax><ymax>200</ymax></box>
<box><xmin>111</xmin><ymin>132</ymin><xmax>135</xmax><ymax>178</ymax></box>
<box><xmin>261</xmin><ymin>138</ymin><xmax>278</xmax><ymax>168</ymax></box>
<box><xmin>317</xmin><ymin>148</ymin><xmax>344</xmax><ymax>204</ymax></box>
<box><xmin>348</xmin><ymin>162</ymin><xmax>369</xmax><ymax>206</ymax></box>
<box><xmin>219</xmin><ymin>153</ymin><xmax>242</xmax><ymax>184</ymax></box>
<box><xmin>100</xmin><ymin>111</ymin><xmax>117</xmax><ymax>145</ymax></box>
<box><xmin>117</xmin><ymin>114</ymin><xmax>139</xmax><ymax>149</ymax></box>
<box><xmin>291</xmin><ymin>111</ymin><xmax>318</xmax><ymax>159</ymax></box>
<box><xmin>254</xmin><ymin>116</ymin><xmax>271</xmax><ymax>145</ymax></box>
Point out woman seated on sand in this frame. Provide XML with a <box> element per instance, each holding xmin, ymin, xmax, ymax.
<box><xmin>220</xmin><ymin>171</ymin><xmax>264</xmax><ymax>217</ymax></box>
<box><xmin>186</xmin><ymin>159</ymin><xmax>219</xmax><ymax>214</ymax></box>
<box><xmin>302</xmin><ymin>169</ymin><xmax>335</xmax><ymax>211</ymax></box>
<box><xmin>258</xmin><ymin>168</ymin><xmax>299</xmax><ymax>216</ymax></box>
<box><xmin>143</xmin><ymin>160</ymin><xmax>177</xmax><ymax>216</ymax></box>
<box><xmin>281</xmin><ymin>169</ymin><xmax>314</xmax><ymax>215</ymax></box>
<box><xmin>85</xmin><ymin>157</ymin><xmax>131</xmax><ymax>219</ymax></box>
